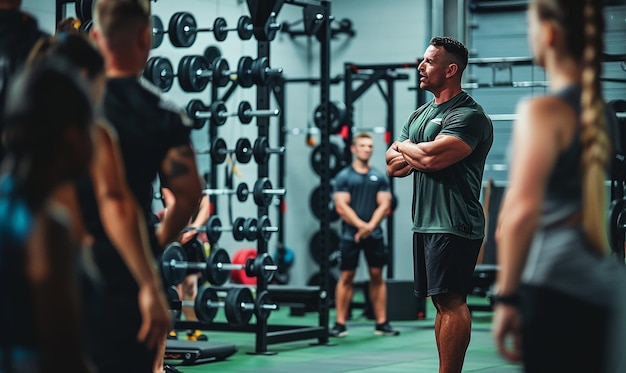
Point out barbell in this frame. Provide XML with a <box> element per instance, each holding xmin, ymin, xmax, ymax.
<box><xmin>177</xmin><ymin>55</ymin><xmax>281</xmax><ymax>92</ymax></box>
<box><xmin>182</xmin><ymin>216</ymin><xmax>247</xmax><ymax>243</ymax></box>
<box><xmin>202</xmin><ymin>179</ymin><xmax>284</xmax><ymax>207</ymax></box>
<box><xmin>253</xmin><ymin>137</ymin><xmax>285</xmax><ymax>164</ymax></box>
<box><xmin>251</xmin><ymin>178</ymin><xmax>286</xmax><ymax>207</ymax></box>
<box><xmin>186</xmin><ymin>99</ymin><xmax>279</xmax><ymax>129</ymax></box>
<box><xmin>151</xmin><ymin>13</ymin><xmax>254</xmax><ymax>48</ymax></box>
<box><xmin>195</xmin><ymin>137</ymin><xmax>252</xmax><ymax>164</ymax></box>
<box><xmin>168</xmin><ymin>286</ymin><xmax>278</xmax><ymax>325</ymax></box>
<box><xmin>161</xmin><ymin>244</ymin><xmax>277</xmax><ymax>286</ymax></box>
<box><xmin>242</xmin><ymin>216</ymin><xmax>279</xmax><ymax>242</ymax></box>
<box><xmin>151</xmin><ymin>14</ymin><xmax>255</xmax><ymax>49</ymax></box>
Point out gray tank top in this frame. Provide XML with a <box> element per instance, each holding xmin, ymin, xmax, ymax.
<box><xmin>521</xmin><ymin>85</ymin><xmax>626</xmax><ymax>308</ymax></box>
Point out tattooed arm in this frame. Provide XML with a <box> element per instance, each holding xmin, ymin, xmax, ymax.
<box><xmin>156</xmin><ymin>144</ymin><xmax>203</xmax><ymax>247</ymax></box>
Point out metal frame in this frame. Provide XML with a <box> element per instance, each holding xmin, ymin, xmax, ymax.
<box><xmin>343</xmin><ymin>61</ymin><xmax>425</xmax><ymax>279</ymax></box>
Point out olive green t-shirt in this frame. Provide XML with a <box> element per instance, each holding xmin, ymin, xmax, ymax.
<box><xmin>398</xmin><ymin>91</ymin><xmax>493</xmax><ymax>239</ymax></box>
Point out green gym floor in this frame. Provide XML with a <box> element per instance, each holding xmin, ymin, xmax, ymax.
<box><xmin>168</xmin><ymin>295</ymin><xmax>521</xmax><ymax>373</ymax></box>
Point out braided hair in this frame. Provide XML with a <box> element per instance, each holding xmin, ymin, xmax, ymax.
<box><xmin>534</xmin><ymin>0</ymin><xmax>608</xmax><ymax>254</ymax></box>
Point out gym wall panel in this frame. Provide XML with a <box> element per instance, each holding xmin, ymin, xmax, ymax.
<box><xmin>467</xmin><ymin>3</ymin><xmax>626</xmax><ymax>184</ymax></box>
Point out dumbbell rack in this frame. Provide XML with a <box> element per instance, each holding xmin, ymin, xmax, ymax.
<box><xmin>172</xmin><ymin>0</ymin><xmax>334</xmax><ymax>355</ymax></box>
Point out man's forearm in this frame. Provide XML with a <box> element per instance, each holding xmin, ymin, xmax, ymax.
<box><xmin>386</xmin><ymin>157</ymin><xmax>414</xmax><ymax>177</ymax></box>
<box><xmin>367</xmin><ymin>203</ymin><xmax>390</xmax><ymax>229</ymax></box>
<box><xmin>398</xmin><ymin>141</ymin><xmax>431</xmax><ymax>171</ymax></box>
<box><xmin>386</xmin><ymin>144</ymin><xmax>414</xmax><ymax>177</ymax></box>
<box><xmin>337</xmin><ymin>205</ymin><xmax>367</xmax><ymax>230</ymax></box>
<box><xmin>158</xmin><ymin>196</ymin><xmax>199</xmax><ymax>246</ymax></box>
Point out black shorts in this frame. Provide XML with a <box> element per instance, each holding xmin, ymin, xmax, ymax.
<box><xmin>412</xmin><ymin>233</ymin><xmax>481</xmax><ymax>298</ymax></box>
<box><xmin>519</xmin><ymin>285</ymin><xmax>612</xmax><ymax>373</ymax></box>
<box><xmin>86</xmin><ymin>293</ymin><xmax>156</xmax><ymax>373</ymax></box>
<box><xmin>339</xmin><ymin>237</ymin><xmax>387</xmax><ymax>271</ymax></box>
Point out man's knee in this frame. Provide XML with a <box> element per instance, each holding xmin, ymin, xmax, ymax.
<box><xmin>182</xmin><ymin>276</ymin><xmax>198</xmax><ymax>298</ymax></box>
<box><xmin>339</xmin><ymin>271</ymin><xmax>356</xmax><ymax>286</ymax></box>
<box><xmin>368</xmin><ymin>267</ymin><xmax>384</xmax><ymax>286</ymax></box>
<box><xmin>432</xmin><ymin>292</ymin><xmax>466</xmax><ymax>312</ymax></box>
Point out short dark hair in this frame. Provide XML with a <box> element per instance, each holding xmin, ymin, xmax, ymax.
<box><xmin>429</xmin><ymin>36</ymin><xmax>469</xmax><ymax>75</ymax></box>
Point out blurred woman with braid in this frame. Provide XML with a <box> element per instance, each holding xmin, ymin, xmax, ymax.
<box><xmin>493</xmin><ymin>0</ymin><xmax>626</xmax><ymax>371</ymax></box>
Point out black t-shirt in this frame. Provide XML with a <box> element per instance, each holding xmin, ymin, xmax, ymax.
<box><xmin>77</xmin><ymin>77</ymin><xmax>192</xmax><ymax>256</ymax></box>
<box><xmin>0</xmin><ymin>10</ymin><xmax>49</xmax><ymax>163</ymax></box>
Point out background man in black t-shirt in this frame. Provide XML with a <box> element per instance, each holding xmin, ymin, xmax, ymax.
<box><xmin>82</xmin><ymin>0</ymin><xmax>203</xmax><ymax>372</ymax></box>
<box><xmin>330</xmin><ymin>132</ymin><xmax>398</xmax><ymax>338</ymax></box>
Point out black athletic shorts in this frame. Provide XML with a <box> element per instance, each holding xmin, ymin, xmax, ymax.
<box><xmin>86</xmin><ymin>242</ymin><xmax>156</xmax><ymax>372</ymax></box>
<box><xmin>339</xmin><ymin>236</ymin><xmax>387</xmax><ymax>271</ymax></box>
<box><xmin>412</xmin><ymin>233</ymin><xmax>481</xmax><ymax>298</ymax></box>
<box><xmin>519</xmin><ymin>285</ymin><xmax>612</xmax><ymax>373</ymax></box>
<box><xmin>87</xmin><ymin>292</ymin><xmax>156</xmax><ymax>373</ymax></box>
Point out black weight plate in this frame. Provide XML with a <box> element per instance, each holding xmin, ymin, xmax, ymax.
<box><xmin>254</xmin><ymin>290</ymin><xmax>274</xmax><ymax>322</ymax></box>
<box><xmin>258</xmin><ymin>215</ymin><xmax>273</xmax><ymax>242</ymax></box>
<box><xmin>237</xmin><ymin>16</ymin><xmax>253</xmax><ymax>40</ymax></box>
<box><xmin>255</xmin><ymin>251</ymin><xmax>275</xmax><ymax>282</ymax></box>
<box><xmin>253</xmin><ymin>178</ymin><xmax>273</xmax><ymax>207</ymax></box>
<box><xmin>235</xmin><ymin>138</ymin><xmax>252</xmax><ymax>163</ymax></box>
<box><xmin>204</xmin><ymin>45</ymin><xmax>222</xmax><ymax>66</ymax></box>
<box><xmin>243</xmin><ymin>218</ymin><xmax>258</xmax><ymax>241</ymax></box>
<box><xmin>185</xmin><ymin>99</ymin><xmax>207</xmax><ymax>129</ymax></box>
<box><xmin>232</xmin><ymin>217</ymin><xmax>246</xmax><ymax>241</ymax></box>
<box><xmin>209</xmin><ymin>101</ymin><xmax>227</xmax><ymax>127</ymax></box>
<box><xmin>236</xmin><ymin>56</ymin><xmax>254</xmax><ymax>88</ymax></box>
<box><xmin>224</xmin><ymin>287</ymin><xmax>254</xmax><ymax>325</ymax></box>
<box><xmin>213</xmin><ymin>17</ymin><xmax>228</xmax><ymax>41</ymax></box>
<box><xmin>195</xmin><ymin>286</ymin><xmax>218</xmax><ymax>323</ymax></box>
<box><xmin>263</xmin><ymin>16</ymin><xmax>278</xmax><ymax>41</ymax></box>
<box><xmin>236</xmin><ymin>183</ymin><xmax>249</xmax><ymax>202</ymax></box>
<box><xmin>251</xmin><ymin>57</ymin><xmax>269</xmax><ymax>86</ymax></box>
<box><xmin>170</xmin><ymin>12</ymin><xmax>197</xmax><ymax>47</ymax></box>
<box><xmin>183</xmin><ymin>237</ymin><xmax>206</xmax><ymax>264</ymax></box>
<box><xmin>177</xmin><ymin>55</ymin><xmax>193</xmax><ymax>92</ymax></box>
<box><xmin>308</xmin><ymin>228</ymin><xmax>340</xmax><ymax>266</ymax></box>
<box><xmin>76</xmin><ymin>0</ymin><xmax>95</xmax><ymax>22</ymax></box>
<box><xmin>313</xmin><ymin>100</ymin><xmax>347</xmax><ymax>134</ymax></box>
<box><xmin>309</xmin><ymin>185</ymin><xmax>340</xmax><ymax>222</ymax></box>
<box><xmin>151</xmin><ymin>15</ymin><xmax>164</xmax><ymax>49</ymax></box>
<box><xmin>310</xmin><ymin>142</ymin><xmax>343</xmax><ymax>177</ymax></box>
<box><xmin>205</xmin><ymin>215</ymin><xmax>222</xmax><ymax>243</ymax></box>
<box><xmin>142</xmin><ymin>56</ymin><xmax>157</xmax><ymax>84</ymax></box>
<box><xmin>608</xmin><ymin>198</ymin><xmax>626</xmax><ymax>255</ymax></box>
<box><xmin>210</xmin><ymin>137</ymin><xmax>227</xmax><ymax>164</ymax></box>
<box><xmin>237</xmin><ymin>100</ymin><xmax>253</xmax><ymax>124</ymax></box>
<box><xmin>160</xmin><ymin>242</ymin><xmax>187</xmax><ymax>286</ymax></box>
<box><xmin>206</xmin><ymin>248</ymin><xmax>230</xmax><ymax>286</ymax></box>
<box><xmin>144</xmin><ymin>57</ymin><xmax>173</xmax><ymax>92</ymax></box>
<box><xmin>187</xmin><ymin>55</ymin><xmax>210</xmax><ymax>92</ymax></box>
<box><xmin>212</xmin><ymin>58</ymin><xmax>231</xmax><ymax>87</ymax></box>
<box><xmin>167</xmin><ymin>285</ymin><xmax>181</xmax><ymax>310</ymax></box>
<box><xmin>253</xmin><ymin>136</ymin><xmax>268</xmax><ymax>164</ymax></box>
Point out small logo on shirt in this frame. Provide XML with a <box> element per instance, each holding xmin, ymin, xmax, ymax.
<box><xmin>369</xmin><ymin>175</ymin><xmax>378</xmax><ymax>182</ymax></box>
<box><xmin>430</xmin><ymin>118</ymin><xmax>442</xmax><ymax>126</ymax></box>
